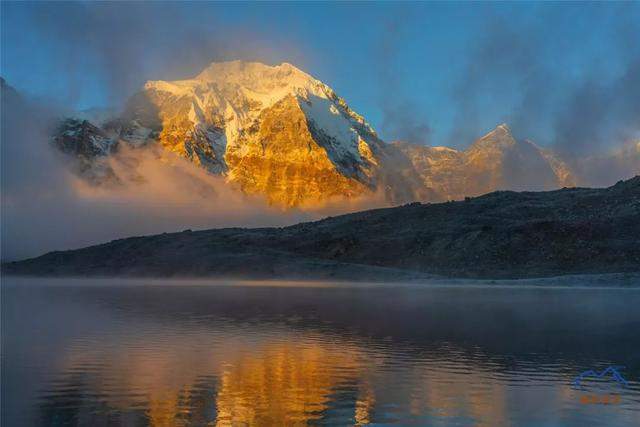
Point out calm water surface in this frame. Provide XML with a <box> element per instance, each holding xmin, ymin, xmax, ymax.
<box><xmin>2</xmin><ymin>278</ymin><xmax>640</xmax><ymax>426</ymax></box>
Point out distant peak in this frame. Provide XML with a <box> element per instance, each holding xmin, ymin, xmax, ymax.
<box><xmin>495</xmin><ymin>123</ymin><xmax>511</xmax><ymax>134</ymax></box>
<box><xmin>477</xmin><ymin>123</ymin><xmax>512</xmax><ymax>141</ymax></box>
<box><xmin>471</xmin><ymin>123</ymin><xmax>516</xmax><ymax>150</ymax></box>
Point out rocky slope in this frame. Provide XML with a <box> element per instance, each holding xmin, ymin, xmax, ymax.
<box><xmin>4</xmin><ymin>176</ymin><xmax>639</xmax><ymax>279</ymax></box>
<box><xmin>52</xmin><ymin>61</ymin><xmax>575</xmax><ymax>207</ymax></box>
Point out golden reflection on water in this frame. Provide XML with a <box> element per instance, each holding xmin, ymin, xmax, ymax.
<box><xmin>354</xmin><ymin>383</ymin><xmax>376</xmax><ymax>426</ymax></box>
<box><xmin>214</xmin><ymin>342</ymin><xmax>362</xmax><ymax>426</ymax></box>
<box><xmin>49</xmin><ymin>328</ymin><xmax>627</xmax><ymax>426</ymax></box>
<box><xmin>59</xmin><ymin>331</ymin><xmax>380</xmax><ymax>426</ymax></box>
<box><xmin>7</xmin><ymin>282</ymin><xmax>640</xmax><ymax>427</ymax></box>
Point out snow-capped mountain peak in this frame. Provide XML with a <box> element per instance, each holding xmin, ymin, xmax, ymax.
<box><xmin>126</xmin><ymin>61</ymin><xmax>385</xmax><ymax>206</ymax></box>
<box><xmin>48</xmin><ymin>62</ymin><xmax>579</xmax><ymax>208</ymax></box>
<box><xmin>472</xmin><ymin>123</ymin><xmax>515</xmax><ymax>149</ymax></box>
<box><xmin>194</xmin><ymin>61</ymin><xmax>320</xmax><ymax>91</ymax></box>
<box><xmin>143</xmin><ymin>61</ymin><xmax>335</xmax><ymax>116</ymax></box>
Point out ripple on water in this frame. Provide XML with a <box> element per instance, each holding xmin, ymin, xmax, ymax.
<box><xmin>2</xmin><ymin>279</ymin><xmax>639</xmax><ymax>426</ymax></box>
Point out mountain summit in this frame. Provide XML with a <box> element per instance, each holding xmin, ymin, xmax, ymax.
<box><xmin>52</xmin><ymin>61</ymin><xmax>576</xmax><ymax>207</ymax></box>
<box><xmin>120</xmin><ymin>60</ymin><xmax>394</xmax><ymax>207</ymax></box>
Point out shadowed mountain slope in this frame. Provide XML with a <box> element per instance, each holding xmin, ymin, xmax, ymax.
<box><xmin>3</xmin><ymin>176</ymin><xmax>639</xmax><ymax>280</ymax></box>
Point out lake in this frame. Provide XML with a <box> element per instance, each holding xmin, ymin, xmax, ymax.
<box><xmin>2</xmin><ymin>278</ymin><xmax>639</xmax><ymax>426</ymax></box>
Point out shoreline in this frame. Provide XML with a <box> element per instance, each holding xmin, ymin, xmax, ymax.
<box><xmin>3</xmin><ymin>272</ymin><xmax>640</xmax><ymax>289</ymax></box>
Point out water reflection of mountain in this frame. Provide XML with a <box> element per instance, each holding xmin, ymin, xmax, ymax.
<box><xmin>39</xmin><ymin>329</ymin><xmax>521</xmax><ymax>426</ymax></box>
<box><xmin>7</xmin><ymin>282</ymin><xmax>639</xmax><ymax>426</ymax></box>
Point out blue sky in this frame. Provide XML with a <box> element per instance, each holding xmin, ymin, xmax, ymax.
<box><xmin>2</xmin><ymin>1</ymin><xmax>638</xmax><ymax>150</ymax></box>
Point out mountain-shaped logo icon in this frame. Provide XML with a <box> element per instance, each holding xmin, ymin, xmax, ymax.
<box><xmin>573</xmin><ymin>366</ymin><xmax>629</xmax><ymax>389</ymax></box>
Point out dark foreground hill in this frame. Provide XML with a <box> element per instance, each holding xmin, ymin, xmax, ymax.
<box><xmin>4</xmin><ymin>177</ymin><xmax>640</xmax><ymax>280</ymax></box>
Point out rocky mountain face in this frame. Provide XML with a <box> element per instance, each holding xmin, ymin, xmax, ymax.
<box><xmin>53</xmin><ymin>118</ymin><xmax>120</xmax><ymax>184</ymax></box>
<box><xmin>52</xmin><ymin>61</ymin><xmax>576</xmax><ymax>207</ymax></box>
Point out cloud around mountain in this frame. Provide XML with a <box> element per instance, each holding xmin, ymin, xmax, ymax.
<box><xmin>1</xmin><ymin>59</ymin><xmax>638</xmax><ymax>261</ymax></box>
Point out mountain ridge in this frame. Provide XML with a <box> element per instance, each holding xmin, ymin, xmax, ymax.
<box><xmin>4</xmin><ymin>176</ymin><xmax>639</xmax><ymax>280</ymax></box>
<box><xmin>50</xmin><ymin>61</ymin><xmax>577</xmax><ymax>207</ymax></box>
